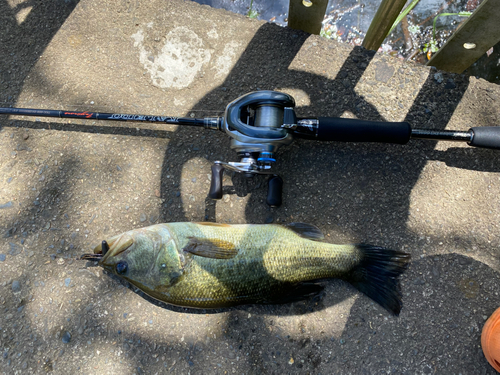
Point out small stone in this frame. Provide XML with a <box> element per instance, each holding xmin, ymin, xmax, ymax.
<box><xmin>9</xmin><ymin>243</ymin><xmax>21</xmax><ymax>256</ymax></box>
<box><xmin>444</xmin><ymin>79</ymin><xmax>456</xmax><ymax>89</ymax></box>
<box><xmin>433</xmin><ymin>73</ymin><xmax>443</xmax><ymax>84</ymax></box>
<box><xmin>65</xmin><ymin>278</ymin><xmax>71</xmax><ymax>287</ymax></box>
<box><xmin>62</xmin><ymin>331</ymin><xmax>71</xmax><ymax>343</ymax></box>
<box><xmin>265</xmin><ymin>216</ymin><xmax>274</xmax><ymax>224</ymax></box>
<box><xmin>191</xmin><ymin>178</ymin><xmax>197</xmax><ymax>183</ymax></box>
<box><xmin>12</xmin><ymin>280</ymin><xmax>21</xmax><ymax>293</ymax></box>
<box><xmin>23</xmin><ymin>133</ymin><xmax>29</xmax><ymax>140</ymax></box>
<box><xmin>140</xmin><ymin>213</ymin><xmax>147</xmax><ymax>222</ymax></box>
<box><xmin>413</xmin><ymin>278</ymin><xmax>425</xmax><ymax>285</ymax></box>
<box><xmin>458</xmin><ymin>257</ymin><xmax>472</xmax><ymax>265</ymax></box>
<box><xmin>0</xmin><ymin>201</ymin><xmax>13</xmax><ymax>209</ymax></box>
<box><xmin>0</xmin><ymin>254</ymin><xmax>5</xmax><ymax>262</ymax></box>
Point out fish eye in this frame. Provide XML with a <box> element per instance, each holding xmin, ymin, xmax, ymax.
<box><xmin>116</xmin><ymin>261</ymin><xmax>128</xmax><ymax>275</ymax></box>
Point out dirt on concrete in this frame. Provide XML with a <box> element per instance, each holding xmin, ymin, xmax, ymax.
<box><xmin>1</xmin><ymin>0</ymin><xmax>500</xmax><ymax>374</ymax></box>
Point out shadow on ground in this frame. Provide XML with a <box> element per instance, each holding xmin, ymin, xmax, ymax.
<box><xmin>2</xmin><ymin>7</ymin><xmax>500</xmax><ymax>374</ymax></box>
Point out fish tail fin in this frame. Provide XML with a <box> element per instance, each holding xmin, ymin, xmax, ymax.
<box><xmin>347</xmin><ymin>245</ymin><xmax>410</xmax><ymax>316</ymax></box>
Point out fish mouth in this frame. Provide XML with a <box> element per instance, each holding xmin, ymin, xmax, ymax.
<box><xmin>80</xmin><ymin>235</ymin><xmax>134</xmax><ymax>264</ymax></box>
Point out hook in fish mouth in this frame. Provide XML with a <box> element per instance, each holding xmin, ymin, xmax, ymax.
<box><xmin>80</xmin><ymin>240</ymin><xmax>110</xmax><ymax>261</ymax></box>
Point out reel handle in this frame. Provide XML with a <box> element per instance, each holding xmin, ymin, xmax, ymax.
<box><xmin>208</xmin><ymin>164</ymin><xmax>224</xmax><ymax>200</ymax></box>
<box><xmin>267</xmin><ymin>175</ymin><xmax>283</xmax><ymax>207</ymax></box>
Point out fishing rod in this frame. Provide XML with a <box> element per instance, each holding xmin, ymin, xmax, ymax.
<box><xmin>2</xmin><ymin>90</ymin><xmax>500</xmax><ymax>207</ymax></box>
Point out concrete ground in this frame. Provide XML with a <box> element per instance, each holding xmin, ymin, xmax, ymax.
<box><xmin>1</xmin><ymin>0</ymin><xmax>500</xmax><ymax>373</ymax></box>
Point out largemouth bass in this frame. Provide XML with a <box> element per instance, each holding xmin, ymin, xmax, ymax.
<box><xmin>82</xmin><ymin>222</ymin><xmax>410</xmax><ymax>315</ymax></box>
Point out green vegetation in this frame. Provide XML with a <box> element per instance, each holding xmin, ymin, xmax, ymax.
<box><xmin>387</xmin><ymin>0</ymin><xmax>421</xmax><ymax>36</ymax></box>
<box><xmin>247</xmin><ymin>0</ymin><xmax>259</xmax><ymax>19</ymax></box>
<box><xmin>423</xmin><ymin>12</ymin><xmax>472</xmax><ymax>54</ymax></box>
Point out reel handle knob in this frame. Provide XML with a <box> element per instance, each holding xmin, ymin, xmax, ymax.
<box><xmin>267</xmin><ymin>175</ymin><xmax>283</xmax><ymax>207</ymax></box>
<box><xmin>208</xmin><ymin>163</ymin><xmax>224</xmax><ymax>200</ymax></box>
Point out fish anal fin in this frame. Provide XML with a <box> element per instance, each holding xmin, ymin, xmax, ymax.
<box><xmin>183</xmin><ymin>237</ymin><xmax>238</xmax><ymax>259</ymax></box>
<box><xmin>262</xmin><ymin>282</ymin><xmax>324</xmax><ymax>304</ymax></box>
<box><xmin>285</xmin><ymin>222</ymin><xmax>325</xmax><ymax>241</ymax></box>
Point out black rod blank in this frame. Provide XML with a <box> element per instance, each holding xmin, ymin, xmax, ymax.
<box><xmin>0</xmin><ymin>107</ymin><xmax>206</xmax><ymax>127</ymax></box>
<box><xmin>410</xmin><ymin>128</ymin><xmax>472</xmax><ymax>142</ymax></box>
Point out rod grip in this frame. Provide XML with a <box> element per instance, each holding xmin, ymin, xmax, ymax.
<box><xmin>469</xmin><ymin>127</ymin><xmax>500</xmax><ymax>149</ymax></box>
<box><xmin>208</xmin><ymin>164</ymin><xmax>224</xmax><ymax>200</ymax></box>
<box><xmin>317</xmin><ymin>117</ymin><xmax>411</xmax><ymax>144</ymax></box>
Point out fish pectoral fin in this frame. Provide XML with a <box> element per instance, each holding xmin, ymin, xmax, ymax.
<box><xmin>183</xmin><ymin>237</ymin><xmax>239</xmax><ymax>259</ymax></box>
<box><xmin>284</xmin><ymin>222</ymin><xmax>325</xmax><ymax>241</ymax></box>
<box><xmin>261</xmin><ymin>282</ymin><xmax>324</xmax><ymax>304</ymax></box>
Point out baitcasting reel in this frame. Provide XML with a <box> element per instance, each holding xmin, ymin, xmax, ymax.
<box><xmin>206</xmin><ymin>91</ymin><xmax>299</xmax><ymax>207</ymax></box>
<box><xmin>2</xmin><ymin>90</ymin><xmax>500</xmax><ymax>207</ymax></box>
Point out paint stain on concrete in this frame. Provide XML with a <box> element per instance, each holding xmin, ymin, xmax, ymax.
<box><xmin>132</xmin><ymin>26</ymin><xmax>212</xmax><ymax>89</ymax></box>
<box><xmin>214</xmin><ymin>41</ymin><xmax>240</xmax><ymax>78</ymax></box>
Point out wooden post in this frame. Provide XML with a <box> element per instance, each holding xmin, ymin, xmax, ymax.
<box><xmin>287</xmin><ymin>0</ymin><xmax>329</xmax><ymax>35</ymax></box>
<box><xmin>428</xmin><ymin>0</ymin><xmax>500</xmax><ymax>73</ymax></box>
<box><xmin>362</xmin><ymin>0</ymin><xmax>408</xmax><ymax>51</ymax></box>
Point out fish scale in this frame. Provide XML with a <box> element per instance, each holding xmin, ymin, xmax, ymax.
<box><xmin>87</xmin><ymin>222</ymin><xmax>410</xmax><ymax>314</ymax></box>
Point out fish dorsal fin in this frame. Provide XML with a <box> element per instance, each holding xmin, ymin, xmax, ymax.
<box><xmin>285</xmin><ymin>222</ymin><xmax>325</xmax><ymax>241</ymax></box>
<box><xmin>183</xmin><ymin>237</ymin><xmax>239</xmax><ymax>259</ymax></box>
